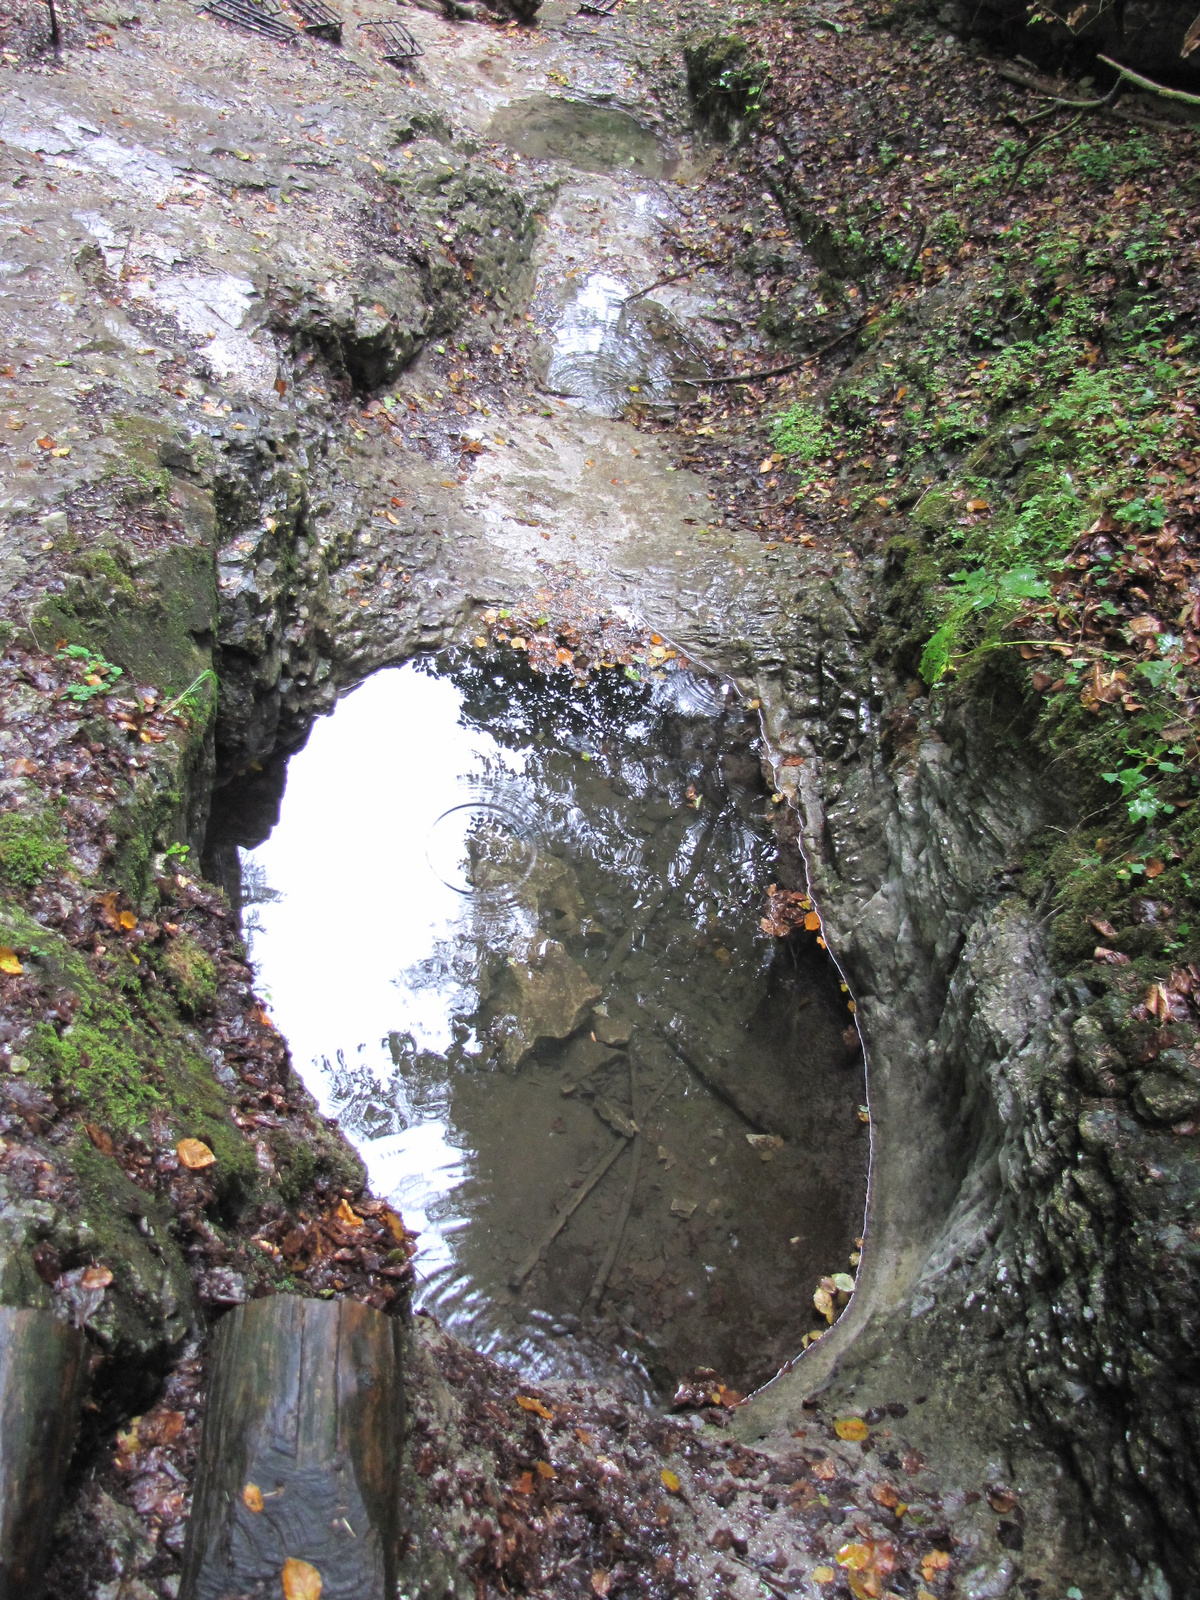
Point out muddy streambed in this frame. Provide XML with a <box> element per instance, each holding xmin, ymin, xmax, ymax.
<box><xmin>206</xmin><ymin>653</ymin><xmax>867</xmax><ymax>1399</ymax></box>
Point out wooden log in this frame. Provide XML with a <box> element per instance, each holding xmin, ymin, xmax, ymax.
<box><xmin>180</xmin><ymin>1296</ymin><xmax>404</xmax><ymax>1600</ymax></box>
<box><xmin>0</xmin><ymin>1307</ymin><xmax>86</xmax><ymax>1600</ymax></box>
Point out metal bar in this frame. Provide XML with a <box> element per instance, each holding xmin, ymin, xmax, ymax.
<box><xmin>199</xmin><ymin>0</ymin><xmax>297</xmax><ymax>39</ymax></box>
<box><xmin>289</xmin><ymin>0</ymin><xmax>341</xmax><ymax>38</ymax></box>
<box><xmin>356</xmin><ymin>16</ymin><xmax>423</xmax><ymax>58</ymax></box>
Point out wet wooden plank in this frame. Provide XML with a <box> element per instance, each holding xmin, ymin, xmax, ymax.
<box><xmin>180</xmin><ymin>1296</ymin><xmax>404</xmax><ymax>1600</ymax></box>
<box><xmin>0</xmin><ymin>1307</ymin><xmax>86</xmax><ymax>1600</ymax></box>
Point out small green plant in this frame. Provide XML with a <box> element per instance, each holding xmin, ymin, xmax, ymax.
<box><xmin>56</xmin><ymin>644</ymin><xmax>122</xmax><ymax>704</ymax></box>
<box><xmin>163</xmin><ymin>841</ymin><xmax>191</xmax><ymax>864</ymax></box>
<box><xmin>920</xmin><ymin>565</ymin><xmax>1051</xmax><ymax>684</ymax></box>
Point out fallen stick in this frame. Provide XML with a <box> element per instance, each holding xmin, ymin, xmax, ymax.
<box><xmin>584</xmin><ymin>1053</ymin><xmax>642</xmax><ymax>1313</ymax></box>
<box><xmin>997</xmin><ymin>63</ymin><xmax>1122</xmax><ymax>109</ymax></box>
<box><xmin>511</xmin><ymin>1074</ymin><xmax>674</xmax><ymax>1289</ymax></box>
<box><xmin>647</xmin><ymin>1010</ymin><xmax>778</xmax><ymax>1135</ymax></box>
<box><xmin>1097</xmin><ymin>53</ymin><xmax>1200</xmax><ymax>106</ymax></box>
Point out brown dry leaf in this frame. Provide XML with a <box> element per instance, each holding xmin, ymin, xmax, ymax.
<box><xmin>1127</xmin><ymin>615</ymin><xmax>1163</xmax><ymax>637</ymax></box>
<box><xmin>281</xmin><ymin>1557</ymin><xmax>322</xmax><ymax>1600</ymax></box>
<box><xmin>80</xmin><ymin>1265</ymin><xmax>113</xmax><ymax>1289</ymax></box>
<box><xmin>921</xmin><ymin>1551</ymin><xmax>951</xmax><ymax>1582</ymax></box>
<box><xmin>140</xmin><ymin>1409</ymin><xmax>185</xmax><ymax>1447</ymax></box>
<box><xmin>0</xmin><ymin>948</ymin><xmax>24</xmax><ymax>976</ymax></box>
<box><xmin>177</xmin><ymin>1138</ymin><xmax>217</xmax><ymax>1170</ymax></box>
<box><xmin>334</xmin><ymin>1198</ymin><xmax>363</xmax><ymax>1228</ymax></box>
<box><xmin>535</xmin><ymin>1460</ymin><xmax>555</xmax><ymax>1479</ymax></box>
<box><xmin>274</xmin><ymin>377</ymin><xmax>288</xmax><ymax>396</ymax></box>
<box><xmin>516</xmin><ymin>1395</ymin><xmax>553</xmax><ymax>1420</ymax></box>
<box><xmin>592</xmin><ymin>1572</ymin><xmax>612</xmax><ymax>1597</ymax></box>
<box><xmin>1184</xmin><ymin>7</ymin><xmax>1200</xmax><ymax>54</ymax></box>
<box><xmin>10</xmin><ymin>757</ymin><xmax>38</xmax><ymax>776</ymax></box>
<box><xmin>118</xmin><ymin>910</ymin><xmax>137</xmax><ymax>931</ymax></box>
<box><xmin>811</xmin><ymin>1457</ymin><xmax>837</xmax><ymax>1481</ymax></box>
<box><xmin>985</xmin><ymin>1485</ymin><xmax>1018</xmax><ymax>1514</ymax></box>
<box><xmin>1145</xmin><ymin>860</ymin><xmax>1165</xmax><ymax>879</ymax></box>
<box><xmin>243</xmin><ymin>1482</ymin><xmax>264</xmax><ymax>1513</ymax></box>
<box><xmin>813</xmin><ymin>1569</ymin><xmax>835</xmax><ymax>1585</ymax></box>
<box><xmin>871</xmin><ymin>1481</ymin><xmax>902</xmax><ymax>1509</ymax></box>
<box><xmin>1087</xmin><ymin>916</ymin><xmax>1118</xmax><ymax>940</ymax></box>
<box><xmin>1093</xmin><ymin>947</ymin><xmax>1130</xmax><ymax>966</ymax></box>
<box><xmin>85</xmin><ymin>1123</ymin><xmax>114</xmax><ymax>1155</ymax></box>
<box><xmin>513</xmin><ymin>1471</ymin><xmax>534</xmax><ymax>1495</ymax></box>
<box><xmin>804</xmin><ymin>911</ymin><xmax>821</xmax><ymax>931</ymax></box>
<box><xmin>661</xmin><ymin>1468</ymin><xmax>682</xmax><ymax>1494</ymax></box>
<box><xmin>834</xmin><ymin>1417</ymin><xmax>870</xmax><ymax>1441</ymax></box>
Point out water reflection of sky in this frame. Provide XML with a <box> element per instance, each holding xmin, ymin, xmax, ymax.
<box><xmin>239</xmin><ymin>664</ymin><xmax>527</xmax><ymax>1295</ymax></box>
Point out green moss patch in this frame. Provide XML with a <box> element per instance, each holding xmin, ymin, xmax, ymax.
<box><xmin>0</xmin><ymin>811</ymin><xmax>68</xmax><ymax>890</ymax></box>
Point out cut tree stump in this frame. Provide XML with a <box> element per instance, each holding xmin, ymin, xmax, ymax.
<box><xmin>0</xmin><ymin>1307</ymin><xmax>86</xmax><ymax>1600</ymax></box>
<box><xmin>180</xmin><ymin>1296</ymin><xmax>404</xmax><ymax>1600</ymax></box>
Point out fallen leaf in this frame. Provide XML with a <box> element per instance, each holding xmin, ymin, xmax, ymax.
<box><xmin>661</xmin><ymin>1468</ymin><xmax>682</xmax><ymax>1493</ymax></box>
<box><xmin>1093</xmin><ymin>947</ymin><xmax>1130</xmax><ymax>966</ymax></box>
<box><xmin>834</xmin><ymin>1417</ymin><xmax>870</xmax><ymax>1441</ymax></box>
<box><xmin>592</xmin><ymin>1572</ymin><xmax>612</xmax><ymax>1597</ymax></box>
<box><xmin>243</xmin><ymin>1482</ymin><xmax>264</xmax><ymax>1513</ymax></box>
<box><xmin>118</xmin><ymin>910</ymin><xmax>137</xmax><ymax>931</ymax></box>
<box><xmin>281</xmin><ymin>1558</ymin><xmax>322</xmax><ymax>1600</ymax></box>
<box><xmin>516</xmin><ymin>1395</ymin><xmax>553</xmax><ymax>1420</ymax></box>
<box><xmin>0</xmin><ymin>948</ymin><xmax>23</xmax><ymax>976</ymax></box>
<box><xmin>811</xmin><ymin>1457</ymin><xmax>837</xmax><ymax>1480</ymax></box>
<box><xmin>985</xmin><ymin>1485</ymin><xmax>1018</xmax><ymax>1513</ymax></box>
<box><xmin>872</xmin><ymin>1481</ymin><xmax>902</xmax><ymax>1509</ymax></box>
<box><xmin>80</xmin><ymin>1265</ymin><xmax>113</xmax><ymax>1289</ymax></box>
<box><xmin>837</xmin><ymin>1543</ymin><xmax>875</xmax><ymax>1571</ymax></box>
<box><xmin>670</xmin><ymin>1198</ymin><xmax>697</xmax><ymax>1219</ymax></box>
<box><xmin>804</xmin><ymin>911</ymin><xmax>821</xmax><ymax>931</ymax></box>
<box><xmin>1087</xmin><ymin>917</ymin><xmax>1118</xmax><ymax>939</ymax></box>
<box><xmin>335</xmin><ymin>1198</ymin><xmax>363</xmax><ymax>1228</ymax></box>
<box><xmin>85</xmin><ymin>1123</ymin><xmax>114</xmax><ymax>1155</ymax></box>
<box><xmin>10</xmin><ymin>757</ymin><xmax>38</xmax><ymax>776</ymax></box>
<box><xmin>1146</xmin><ymin>860</ymin><xmax>1165</xmax><ymax>879</ymax></box>
<box><xmin>513</xmin><ymin>1471</ymin><xmax>534</xmax><ymax>1494</ymax></box>
<box><xmin>535</xmin><ymin>1460</ymin><xmax>555</xmax><ymax>1479</ymax></box>
<box><xmin>920</xmin><ymin>1551</ymin><xmax>951</xmax><ymax>1582</ymax></box>
<box><xmin>813</xmin><ymin>1568</ymin><xmax>835</xmax><ymax>1585</ymax></box>
<box><xmin>177</xmin><ymin>1138</ymin><xmax>216</xmax><ymax>1170</ymax></box>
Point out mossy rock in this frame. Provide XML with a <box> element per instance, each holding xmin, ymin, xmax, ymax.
<box><xmin>0</xmin><ymin>811</ymin><xmax>68</xmax><ymax>890</ymax></box>
<box><xmin>158</xmin><ymin>933</ymin><xmax>218</xmax><ymax>1016</ymax></box>
<box><xmin>683</xmin><ymin>34</ymin><xmax>768</xmax><ymax>140</ymax></box>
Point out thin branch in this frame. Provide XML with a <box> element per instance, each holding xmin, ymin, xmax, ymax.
<box><xmin>997</xmin><ymin>63</ymin><xmax>1123</xmax><ymax>110</ymax></box>
<box><xmin>1097</xmin><ymin>53</ymin><xmax>1200</xmax><ymax>107</ymax></box>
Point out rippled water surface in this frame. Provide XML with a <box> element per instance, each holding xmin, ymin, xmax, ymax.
<box><xmin>208</xmin><ymin>655</ymin><xmax>867</xmax><ymax>1397</ymax></box>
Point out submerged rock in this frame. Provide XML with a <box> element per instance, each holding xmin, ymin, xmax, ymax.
<box><xmin>486</xmin><ymin>938</ymin><xmax>601</xmax><ymax>1069</ymax></box>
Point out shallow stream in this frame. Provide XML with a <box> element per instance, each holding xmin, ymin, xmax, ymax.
<box><xmin>207</xmin><ymin>653</ymin><xmax>867</xmax><ymax>1399</ymax></box>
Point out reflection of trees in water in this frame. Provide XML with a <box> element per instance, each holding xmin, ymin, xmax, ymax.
<box><xmin>238</xmin><ymin>853</ymin><xmax>282</xmax><ymax>943</ymax></box>
<box><xmin>322</xmin><ymin>1032</ymin><xmax>461</xmax><ymax>1143</ymax></box>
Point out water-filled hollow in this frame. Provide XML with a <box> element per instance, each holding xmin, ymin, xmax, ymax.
<box><xmin>204</xmin><ymin>652</ymin><xmax>867</xmax><ymax>1399</ymax></box>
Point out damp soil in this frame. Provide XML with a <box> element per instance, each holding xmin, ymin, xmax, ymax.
<box><xmin>206</xmin><ymin>651</ymin><xmax>867</xmax><ymax>1398</ymax></box>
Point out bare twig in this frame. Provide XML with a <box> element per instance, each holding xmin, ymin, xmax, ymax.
<box><xmin>997</xmin><ymin>63</ymin><xmax>1123</xmax><ymax>110</ymax></box>
<box><xmin>622</xmin><ymin>262</ymin><xmax>724</xmax><ymax>305</ymax></box>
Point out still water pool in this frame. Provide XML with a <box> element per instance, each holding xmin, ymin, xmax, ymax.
<box><xmin>207</xmin><ymin>653</ymin><xmax>866</xmax><ymax>1398</ymax></box>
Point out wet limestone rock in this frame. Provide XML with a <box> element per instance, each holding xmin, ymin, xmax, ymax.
<box><xmin>488</xmin><ymin>939</ymin><xmax>601</xmax><ymax>1070</ymax></box>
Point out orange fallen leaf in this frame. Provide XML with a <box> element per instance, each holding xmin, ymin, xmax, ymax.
<box><xmin>177</xmin><ymin>1138</ymin><xmax>216</xmax><ymax>1170</ymax></box>
<box><xmin>834</xmin><ymin>1417</ymin><xmax>870</xmax><ymax>1441</ymax></box>
<box><xmin>920</xmin><ymin>1550</ymin><xmax>951</xmax><ymax>1582</ymax></box>
<box><xmin>804</xmin><ymin>911</ymin><xmax>821</xmax><ymax>931</ymax></box>
<box><xmin>10</xmin><ymin>757</ymin><xmax>37</xmax><ymax>776</ymax></box>
<box><xmin>516</xmin><ymin>1395</ymin><xmax>553</xmax><ymax>1420</ymax></box>
<box><xmin>118</xmin><ymin>910</ymin><xmax>137</xmax><ymax>931</ymax></box>
<box><xmin>871</xmin><ymin>1481</ymin><xmax>902</xmax><ymax>1509</ymax></box>
<box><xmin>813</xmin><ymin>1568</ymin><xmax>835</xmax><ymax>1585</ymax></box>
<box><xmin>281</xmin><ymin>1557</ymin><xmax>322</xmax><ymax>1600</ymax></box>
<box><xmin>36</xmin><ymin>436</ymin><xmax>55</xmax><ymax>449</ymax></box>
<box><xmin>0</xmin><ymin>948</ymin><xmax>23</xmax><ymax>976</ymax></box>
<box><xmin>1145</xmin><ymin>859</ymin><xmax>1164</xmax><ymax>879</ymax></box>
<box><xmin>85</xmin><ymin>1123</ymin><xmax>114</xmax><ymax>1155</ymax></box>
<box><xmin>81</xmin><ymin>1265</ymin><xmax>113</xmax><ymax>1289</ymax></box>
<box><xmin>535</xmin><ymin>1460</ymin><xmax>555</xmax><ymax>1479</ymax></box>
<box><xmin>810</xmin><ymin>1457</ymin><xmax>837</xmax><ymax>1480</ymax></box>
<box><xmin>334</xmin><ymin>1198</ymin><xmax>363</xmax><ymax>1228</ymax></box>
<box><xmin>513</xmin><ymin>1471</ymin><xmax>534</xmax><ymax>1494</ymax></box>
<box><xmin>661</xmin><ymin>1468</ymin><xmax>682</xmax><ymax>1493</ymax></box>
<box><xmin>837</xmin><ymin>1543</ymin><xmax>875</xmax><ymax>1571</ymax></box>
<box><xmin>243</xmin><ymin>1482</ymin><xmax>264</xmax><ymax>1513</ymax></box>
